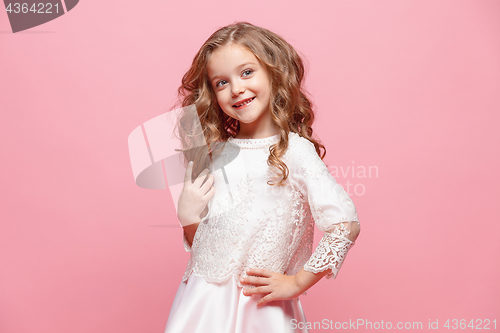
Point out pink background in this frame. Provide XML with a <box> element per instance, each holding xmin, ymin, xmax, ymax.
<box><xmin>1</xmin><ymin>0</ymin><xmax>499</xmax><ymax>332</ymax></box>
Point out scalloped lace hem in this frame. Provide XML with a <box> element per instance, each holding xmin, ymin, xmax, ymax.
<box><xmin>183</xmin><ymin>271</ymin><xmax>252</xmax><ymax>288</ymax></box>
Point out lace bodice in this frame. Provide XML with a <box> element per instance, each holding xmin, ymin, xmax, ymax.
<box><xmin>181</xmin><ymin>132</ymin><xmax>360</xmax><ymax>287</ymax></box>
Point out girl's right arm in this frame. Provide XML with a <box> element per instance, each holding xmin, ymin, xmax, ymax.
<box><xmin>178</xmin><ymin>161</ymin><xmax>215</xmax><ymax>247</ymax></box>
<box><xmin>182</xmin><ymin>205</ymin><xmax>209</xmax><ymax>247</ymax></box>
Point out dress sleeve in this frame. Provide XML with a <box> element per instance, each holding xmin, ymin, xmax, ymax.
<box><xmin>181</xmin><ymin>203</ymin><xmax>211</xmax><ymax>252</ymax></box>
<box><xmin>289</xmin><ymin>136</ymin><xmax>360</xmax><ymax>279</ymax></box>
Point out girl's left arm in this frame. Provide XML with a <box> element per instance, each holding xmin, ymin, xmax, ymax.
<box><xmin>242</xmin><ymin>136</ymin><xmax>361</xmax><ymax>305</ymax></box>
<box><xmin>293</xmin><ymin>136</ymin><xmax>361</xmax><ymax>280</ymax></box>
<box><xmin>242</xmin><ymin>219</ymin><xmax>360</xmax><ymax>306</ymax></box>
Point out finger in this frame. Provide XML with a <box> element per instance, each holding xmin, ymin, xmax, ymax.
<box><xmin>200</xmin><ymin>173</ymin><xmax>214</xmax><ymax>194</ymax></box>
<box><xmin>203</xmin><ymin>182</ymin><xmax>215</xmax><ymax>198</ymax></box>
<box><xmin>193</xmin><ymin>168</ymin><xmax>210</xmax><ymax>187</ymax></box>
<box><xmin>242</xmin><ymin>286</ymin><xmax>271</xmax><ymax>296</ymax></box>
<box><xmin>241</xmin><ymin>276</ymin><xmax>268</xmax><ymax>286</ymax></box>
<box><xmin>207</xmin><ymin>183</ymin><xmax>216</xmax><ymax>198</ymax></box>
<box><xmin>257</xmin><ymin>294</ymin><xmax>274</xmax><ymax>307</ymax></box>
<box><xmin>246</xmin><ymin>268</ymin><xmax>273</xmax><ymax>278</ymax></box>
<box><xmin>184</xmin><ymin>161</ymin><xmax>194</xmax><ymax>183</ymax></box>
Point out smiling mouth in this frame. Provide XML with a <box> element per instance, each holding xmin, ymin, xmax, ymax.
<box><xmin>233</xmin><ymin>97</ymin><xmax>255</xmax><ymax>108</ymax></box>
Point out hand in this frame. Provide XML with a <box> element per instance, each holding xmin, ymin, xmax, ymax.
<box><xmin>177</xmin><ymin>161</ymin><xmax>215</xmax><ymax>227</ymax></box>
<box><xmin>240</xmin><ymin>268</ymin><xmax>304</xmax><ymax>306</ymax></box>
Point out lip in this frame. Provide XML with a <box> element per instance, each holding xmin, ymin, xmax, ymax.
<box><xmin>232</xmin><ymin>97</ymin><xmax>255</xmax><ymax>109</ymax></box>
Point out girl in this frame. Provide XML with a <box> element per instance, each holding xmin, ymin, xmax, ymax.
<box><xmin>165</xmin><ymin>21</ymin><xmax>360</xmax><ymax>333</ymax></box>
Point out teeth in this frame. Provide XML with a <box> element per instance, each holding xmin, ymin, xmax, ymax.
<box><xmin>235</xmin><ymin>97</ymin><xmax>253</xmax><ymax>107</ymax></box>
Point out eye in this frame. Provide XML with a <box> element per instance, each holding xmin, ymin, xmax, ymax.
<box><xmin>242</xmin><ymin>69</ymin><xmax>254</xmax><ymax>77</ymax></box>
<box><xmin>215</xmin><ymin>79</ymin><xmax>227</xmax><ymax>88</ymax></box>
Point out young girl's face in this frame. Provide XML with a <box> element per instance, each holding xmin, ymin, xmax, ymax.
<box><xmin>207</xmin><ymin>44</ymin><xmax>275</xmax><ymax>138</ymax></box>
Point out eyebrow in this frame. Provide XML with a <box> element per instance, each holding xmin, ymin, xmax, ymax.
<box><xmin>209</xmin><ymin>62</ymin><xmax>257</xmax><ymax>83</ymax></box>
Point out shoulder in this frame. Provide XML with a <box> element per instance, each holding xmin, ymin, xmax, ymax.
<box><xmin>288</xmin><ymin>132</ymin><xmax>316</xmax><ymax>149</ymax></box>
<box><xmin>287</xmin><ymin>132</ymin><xmax>320</xmax><ymax>160</ymax></box>
<box><xmin>285</xmin><ymin>132</ymin><xmax>325</xmax><ymax>173</ymax></box>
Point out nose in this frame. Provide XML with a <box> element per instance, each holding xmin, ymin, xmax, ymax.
<box><xmin>231</xmin><ymin>82</ymin><xmax>245</xmax><ymax>97</ymax></box>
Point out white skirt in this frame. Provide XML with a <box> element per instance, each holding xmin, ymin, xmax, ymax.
<box><xmin>164</xmin><ymin>273</ymin><xmax>309</xmax><ymax>333</ymax></box>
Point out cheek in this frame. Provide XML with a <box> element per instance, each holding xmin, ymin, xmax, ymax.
<box><xmin>215</xmin><ymin>94</ymin><xmax>233</xmax><ymax>114</ymax></box>
<box><xmin>215</xmin><ymin>91</ymin><xmax>229</xmax><ymax>105</ymax></box>
<box><xmin>254</xmin><ymin>79</ymin><xmax>270</xmax><ymax>96</ymax></box>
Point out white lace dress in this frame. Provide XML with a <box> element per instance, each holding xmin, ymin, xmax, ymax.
<box><xmin>164</xmin><ymin>132</ymin><xmax>360</xmax><ymax>333</ymax></box>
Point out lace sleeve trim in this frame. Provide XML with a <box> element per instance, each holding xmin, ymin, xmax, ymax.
<box><xmin>303</xmin><ymin>223</ymin><xmax>355</xmax><ymax>279</ymax></box>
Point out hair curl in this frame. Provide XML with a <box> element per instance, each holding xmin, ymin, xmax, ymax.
<box><xmin>172</xmin><ymin>21</ymin><xmax>326</xmax><ymax>186</ymax></box>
